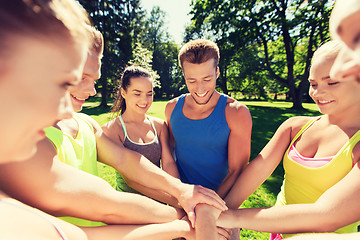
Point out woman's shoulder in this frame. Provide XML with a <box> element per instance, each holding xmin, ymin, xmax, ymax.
<box><xmin>148</xmin><ymin>115</ymin><xmax>168</xmax><ymax>136</ymax></box>
<box><xmin>148</xmin><ymin>115</ymin><xmax>166</xmax><ymax>128</ymax></box>
<box><xmin>282</xmin><ymin>115</ymin><xmax>319</xmax><ymax>138</ymax></box>
<box><xmin>285</xmin><ymin>115</ymin><xmax>318</xmax><ymax>126</ymax></box>
<box><xmin>148</xmin><ymin>115</ymin><xmax>165</xmax><ymax>124</ymax></box>
<box><xmin>101</xmin><ymin>116</ymin><xmax>126</xmax><ymax>143</ymax></box>
<box><xmin>101</xmin><ymin>116</ymin><xmax>123</xmax><ymax>133</ymax></box>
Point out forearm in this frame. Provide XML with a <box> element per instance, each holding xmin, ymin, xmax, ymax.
<box><xmin>49</xmin><ymin>160</ymin><xmax>182</xmax><ymax>224</ymax></box>
<box><xmin>97</xmin><ymin>129</ymin><xmax>227</xmax><ymax>227</ymax></box>
<box><xmin>287</xmin><ymin>233</ymin><xmax>360</xmax><ymax>240</ymax></box>
<box><xmin>162</xmin><ymin>161</ymin><xmax>180</xmax><ymax>179</ymax></box>
<box><xmin>83</xmin><ymin>219</ymin><xmax>193</xmax><ymax>240</ymax></box>
<box><xmin>125</xmin><ymin>179</ymin><xmax>181</xmax><ymax>208</ymax></box>
<box><xmin>216</xmin><ymin>170</ymin><xmax>240</xmax><ymax>202</ymax></box>
<box><xmin>218</xmin><ymin>204</ymin><xmax>345</xmax><ymax>234</ymax></box>
<box><xmin>159</xmin><ymin>121</ymin><xmax>180</xmax><ymax>179</ymax></box>
<box><xmin>96</xmin><ymin>131</ymin><xmax>186</xmax><ymax>201</ymax></box>
<box><xmin>224</xmin><ymin>156</ymin><xmax>278</xmax><ymax>208</ymax></box>
<box><xmin>120</xmin><ymin>151</ymin><xmax>187</xmax><ymax>201</ymax></box>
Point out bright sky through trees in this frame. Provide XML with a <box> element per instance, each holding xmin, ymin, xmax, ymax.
<box><xmin>141</xmin><ymin>0</ymin><xmax>192</xmax><ymax>44</ymax></box>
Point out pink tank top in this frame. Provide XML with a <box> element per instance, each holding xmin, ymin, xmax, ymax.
<box><xmin>288</xmin><ymin>144</ymin><xmax>333</xmax><ymax>168</ymax></box>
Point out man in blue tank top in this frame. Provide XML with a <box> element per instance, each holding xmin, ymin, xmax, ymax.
<box><xmin>165</xmin><ymin>39</ymin><xmax>252</xmax><ymax>239</ymax></box>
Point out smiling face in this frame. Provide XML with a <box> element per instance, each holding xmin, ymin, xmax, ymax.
<box><xmin>183</xmin><ymin>58</ymin><xmax>219</xmax><ymax>105</ymax></box>
<box><xmin>309</xmin><ymin>56</ymin><xmax>360</xmax><ymax>116</ymax></box>
<box><xmin>121</xmin><ymin>76</ymin><xmax>154</xmax><ymax>115</ymax></box>
<box><xmin>0</xmin><ymin>36</ymin><xmax>87</xmax><ymax>162</ymax></box>
<box><xmin>69</xmin><ymin>51</ymin><xmax>101</xmax><ymax>112</ymax></box>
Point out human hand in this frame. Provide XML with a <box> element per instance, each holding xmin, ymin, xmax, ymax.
<box><xmin>177</xmin><ymin>184</ymin><xmax>228</xmax><ymax>227</ymax></box>
<box><xmin>216</xmin><ymin>226</ymin><xmax>232</xmax><ymax>240</ymax></box>
<box><xmin>180</xmin><ymin>215</ymin><xmax>195</xmax><ymax>240</ymax></box>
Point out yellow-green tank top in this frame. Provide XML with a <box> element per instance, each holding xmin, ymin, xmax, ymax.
<box><xmin>276</xmin><ymin>117</ymin><xmax>360</xmax><ymax>237</ymax></box>
<box><xmin>45</xmin><ymin>113</ymin><xmax>104</xmax><ymax>227</ymax></box>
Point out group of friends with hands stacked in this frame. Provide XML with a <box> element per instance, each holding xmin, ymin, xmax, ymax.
<box><xmin>1</xmin><ymin>0</ymin><xmax>360</xmax><ymax>239</ymax></box>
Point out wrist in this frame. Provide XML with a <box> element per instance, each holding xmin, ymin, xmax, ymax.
<box><xmin>168</xmin><ymin>178</ymin><xmax>188</xmax><ymax>201</ymax></box>
<box><xmin>172</xmin><ymin>219</ymin><xmax>193</xmax><ymax>239</ymax></box>
<box><xmin>217</xmin><ymin>209</ymin><xmax>239</xmax><ymax>229</ymax></box>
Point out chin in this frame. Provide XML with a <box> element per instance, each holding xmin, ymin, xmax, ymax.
<box><xmin>73</xmin><ymin>105</ymin><xmax>82</xmax><ymax>112</ymax></box>
<box><xmin>11</xmin><ymin>145</ymin><xmax>37</xmax><ymax>161</ymax></box>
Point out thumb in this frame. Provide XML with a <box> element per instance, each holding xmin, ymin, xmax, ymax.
<box><xmin>187</xmin><ymin>210</ymin><xmax>196</xmax><ymax>228</ymax></box>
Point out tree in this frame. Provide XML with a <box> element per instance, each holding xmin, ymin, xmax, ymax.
<box><xmin>139</xmin><ymin>6</ymin><xmax>183</xmax><ymax>99</ymax></box>
<box><xmin>129</xmin><ymin>42</ymin><xmax>160</xmax><ymax>89</ymax></box>
<box><xmin>189</xmin><ymin>0</ymin><xmax>334</xmax><ymax>109</ymax></box>
<box><xmin>78</xmin><ymin>0</ymin><xmax>147</xmax><ymax>107</ymax></box>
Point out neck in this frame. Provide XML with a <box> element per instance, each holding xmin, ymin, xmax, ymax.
<box><xmin>121</xmin><ymin>110</ymin><xmax>147</xmax><ymax>123</ymax></box>
<box><xmin>325</xmin><ymin>107</ymin><xmax>360</xmax><ymax>129</ymax></box>
<box><xmin>189</xmin><ymin>90</ymin><xmax>220</xmax><ymax>110</ymax></box>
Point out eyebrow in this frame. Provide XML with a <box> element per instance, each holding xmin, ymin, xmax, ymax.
<box><xmin>132</xmin><ymin>89</ymin><xmax>153</xmax><ymax>93</ymax></box>
<box><xmin>308</xmin><ymin>76</ymin><xmax>331</xmax><ymax>82</ymax></box>
<box><xmin>187</xmin><ymin>75</ymin><xmax>212</xmax><ymax>80</ymax></box>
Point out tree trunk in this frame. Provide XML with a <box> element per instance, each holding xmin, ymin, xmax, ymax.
<box><xmin>99</xmin><ymin>78</ymin><xmax>108</xmax><ymax>108</ymax></box>
<box><xmin>218</xmin><ymin>64</ymin><xmax>228</xmax><ymax>95</ymax></box>
<box><xmin>292</xmin><ymin>88</ymin><xmax>304</xmax><ymax>110</ymax></box>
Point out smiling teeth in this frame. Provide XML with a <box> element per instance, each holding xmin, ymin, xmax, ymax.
<box><xmin>71</xmin><ymin>95</ymin><xmax>84</xmax><ymax>101</ymax></box>
<box><xmin>319</xmin><ymin>100</ymin><xmax>332</xmax><ymax>104</ymax></box>
<box><xmin>197</xmin><ymin>92</ymin><xmax>207</xmax><ymax>97</ymax></box>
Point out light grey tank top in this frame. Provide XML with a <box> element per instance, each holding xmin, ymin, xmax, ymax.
<box><xmin>119</xmin><ymin>115</ymin><xmax>161</xmax><ymax>167</ymax></box>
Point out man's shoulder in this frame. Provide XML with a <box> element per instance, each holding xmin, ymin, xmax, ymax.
<box><xmin>75</xmin><ymin>112</ymin><xmax>101</xmax><ymax>133</ymax></box>
<box><xmin>225</xmin><ymin>96</ymin><xmax>250</xmax><ymax>115</ymax></box>
<box><xmin>166</xmin><ymin>95</ymin><xmax>183</xmax><ymax>106</ymax></box>
<box><xmin>223</xmin><ymin>96</ymin><xmax>252</xmax><ymax>129</ymax></box>
<box><xmin>165</xmin><ymin>95</ymin><xmax>184</xmax><ymax>119</ymax></box>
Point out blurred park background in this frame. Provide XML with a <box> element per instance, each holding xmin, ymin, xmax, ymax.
<box><xmin>79</xmin><ymin>0</ymin><xmax>335</xmax><ymax>110</ymax></box>
<box><xmin>78</xmin><ymin>0</ymin><xmax>334</xmax><ymax>238</ymax></box>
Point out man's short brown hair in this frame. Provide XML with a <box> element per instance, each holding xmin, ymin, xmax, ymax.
<box><xmin>88</xmin><ymin>26</ymin><xmax>104</xmax><ymax>58</ymax></box>
<box><xmin>178</xmin><ymin>39</ymin><xmax>220</xmax><ymax>68</ymax></box>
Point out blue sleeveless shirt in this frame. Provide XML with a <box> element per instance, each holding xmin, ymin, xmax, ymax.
<box><xmin>170</xmin><ymin>94</ymin><xmax>230</xmax><ymax>191</ymax></box>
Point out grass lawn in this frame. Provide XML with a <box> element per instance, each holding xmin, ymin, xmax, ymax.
<box><xmin>81</xmin><ymin>99</ymin><xmax>320</xmax><ymax>240</ymax></box>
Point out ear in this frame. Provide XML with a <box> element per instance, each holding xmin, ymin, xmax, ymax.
<box><xmin>216</xmin><ymin>66</ymin><xmax>220</xmax><ymax>79</ymax></box>
<box><xmin>120</xmin><ymin>88</ymin><xmax>126</xmax><ymax>99</ymax></box>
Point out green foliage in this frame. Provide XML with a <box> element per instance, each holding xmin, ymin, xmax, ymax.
<box><xmin>129</xmin><ymin>42</ymin><xmax>161</xmax><ymax>88</ymax></box>
<box><xmin>77</xmin><ymin>1</ymin><xmax>185</xmax><ymax>103</ymax></box>
<box><xmin>187</xmin><ymin>0</ymin><xmax>334</xmax><ymax>109</ymax></box>
<box><xmin>138</xmin><ymin>6</ymin><xmax>185</xmax><ymax>99</ymax></box>
<box><xmin>79</xmin><ymin>0</ymin><xmax>148</xmax><ymax>107</ymax></box>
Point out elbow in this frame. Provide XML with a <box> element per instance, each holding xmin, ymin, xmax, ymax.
<box><xmin>125</xmin><ymin>178</ymin><xmax>137</xmax><ymax>189</ymax></box>
<box><xmin>313</xmin><ymin>215</ymin><xmax>358</xmax><ymax>233</ymax></box>
<box><xmin>122</xmin><ymin>175</ymin><xmax>138</xmax><ymax>189</ymax></box>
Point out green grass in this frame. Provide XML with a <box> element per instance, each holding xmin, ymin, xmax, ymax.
<box><xmin>81</xmin><ymin>99</ymin><xmax>320</xmax><ymax>240</ymax></box>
